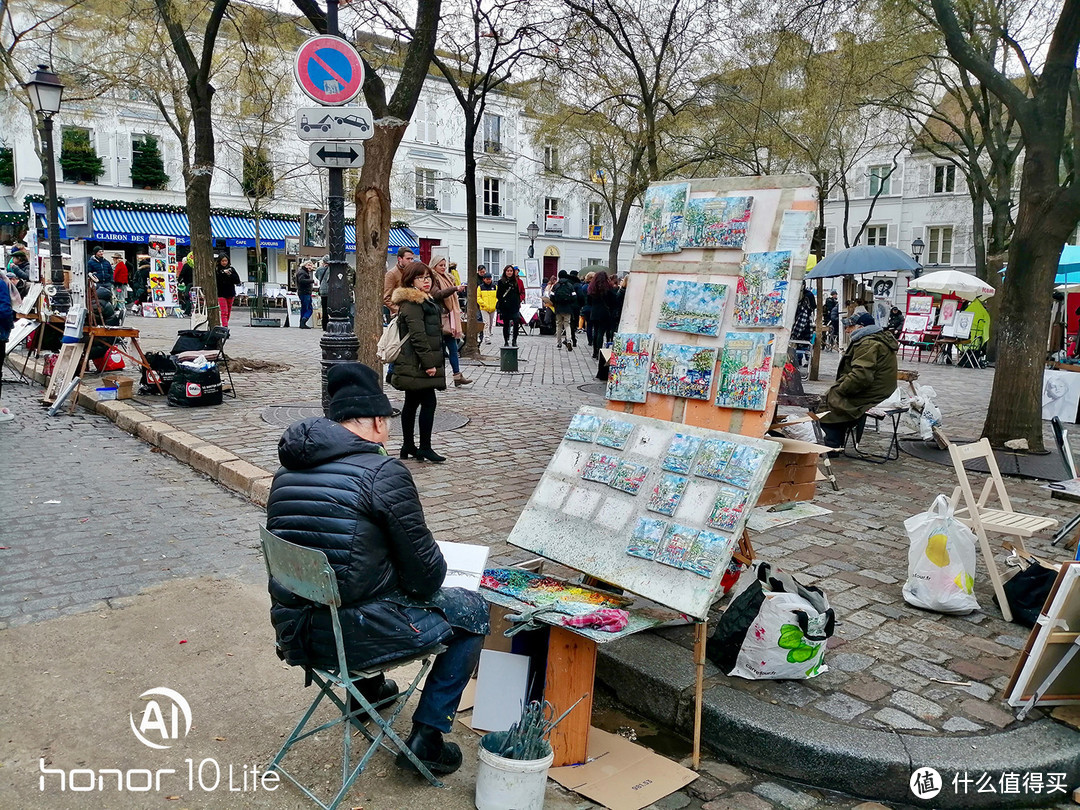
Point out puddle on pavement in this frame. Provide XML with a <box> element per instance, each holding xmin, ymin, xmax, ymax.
<box><xmin>591</xmin><ymin>687</ymin><xmax>692</xmax><ymax>761</ymax></box>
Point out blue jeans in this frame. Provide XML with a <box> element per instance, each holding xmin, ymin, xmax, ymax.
<box><xmin>412</xmin><ymin>626</ymin><xmax>485</xmax><ymax>733</ymax></box>
<box><xmin>443</xmin><ymin>334</ymin><xmax>460</xmax><ymax>374</ymax></box>
<box><xmin>299</xmin><ymin>294</ymin><xmax>313</xmax><ymax>324</ymax></box>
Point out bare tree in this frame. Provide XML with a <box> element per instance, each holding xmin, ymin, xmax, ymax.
<box><xmin>929</xmin><ymin>0</ymin><xmax>1080</xmax><ymax>449</ymax></box>
<box><xmin>293</xmin><ymin>0</ymin><xmax>442</xmax><ymax>368</ymax></box>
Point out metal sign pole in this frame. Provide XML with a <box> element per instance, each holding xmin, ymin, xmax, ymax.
<box><xmin>318</xmin><ymin>0</ymin><xmax>359</xmax><ymax>412</ymax></box>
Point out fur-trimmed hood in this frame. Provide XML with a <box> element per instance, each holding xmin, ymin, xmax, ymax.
<box><xmin>391</xmin><ymin>286</ymin><xmax>429</xmax><ymax>305</ymax></box>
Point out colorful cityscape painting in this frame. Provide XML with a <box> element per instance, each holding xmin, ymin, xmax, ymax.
<box><xmin>606</xmin><ymin>332</ymin><xmax>652</xmax><ymax>404</ymax></box>
<box><xmin>681</xmin><ymin>196</ymin><xmax>754</xmax><ymax>249</ymax></box>
<box><xmin>648</xmin><ymin>473</ymin><xmax>689</xmax><ymax>516</ymax></box>
<box><xmin>655</xmin><ymin>523</ymin><xmax>699</xmax><ymax>568</ymax></box>
<box><xmin>695</xmin><ymin>439</ymin><xmax>737</xmax><ymax>481</ymax></box>
<box><xmin>566</xmin><ymin>413</ymin><xmax>601</xmax><ymax>442</ymax></box>
<box><xmin>720</xmin><ymin>445</ymin><xmax>765</xmax><ymax>489</ymax></box>
<box><xmin>683</xmin><ymin>530</ymin><xmax>732</xmax><ymax>578</ymax></box>
<box><xmin>714</xmin><ymin>331</ymin><xmax>775</xmax><ymax>411</ymax></box>
<box><xmin>581</xmin><ymin>452</ymin><xmax>619</xmax><ymax>484</ymax></box>
<box><xmin>734</xmin><ymin>251</ymin><xmax>792</xmax><ymax>327</ymax></box>
<box><xmin>657</xmin><ymin>280</ymin><xmax>728</xmax><ymax>336</ymax></box>
<box><xmin>610</xmin><ymin>460</ymin><xmax>649</xmax><ymax>495</ymax></box>
<box><xmin>662</xmin><ymin>433</ymin><xmax>703</xmax><ymax>474</ymax></box>
<box><xmin>627</xmin><ymin>517</ymin><xmax>666</xmax><ymax>560</ymax></box>
<box><xmin>639</xmin><ymin>183</ymin><xmax>691</xmax><ymax>254</ymax></box>
<box><xmin>707</xmin><ymin>485</ymin><xmax>748</xmax><ymax>531</ymax></box>
<box><xmin>596</xmin><ymin>419</ymin><xmax>635</xmax><ymax>450</ymax></box>
<box><xmin>648</xmin><ymin>343</ymin><xmax>717</xmax><ymax>400</ymax></box>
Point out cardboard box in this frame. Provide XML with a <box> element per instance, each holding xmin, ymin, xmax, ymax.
<box><xmin>759</xmin><ymin>436</ymin><xmax>829</xmax><ymax>505</ymax></box>
<box><xmin>103</xmin><ymin>376</ymin><xmax>134</xmax><ymax>399</ymax></box>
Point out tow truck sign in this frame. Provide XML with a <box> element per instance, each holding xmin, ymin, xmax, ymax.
<box><xmin>295</xmin><ymin>106</ymin><xmax>374</xmax><ymax>141</ymax></box>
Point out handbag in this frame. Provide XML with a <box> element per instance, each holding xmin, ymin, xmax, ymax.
<box><xmin>376</xmin><ymin>316</ymin><xmax>408</xmax><ymax>363</ymax></box>
<box><xmin>998</xmin><ymin>556</ymin><xmax>1059</xmax><ymax>627</ymax></box>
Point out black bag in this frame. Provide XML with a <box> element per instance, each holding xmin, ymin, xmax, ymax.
<box><xmin>551</xmin><ymin>281</ymin><xmax>575</xmax><ymax>305</ymax></box>
<box><xmin>536</xmin><ymin>307</ymin><xmax>556</xmax><ymax>335</ymax></box>
<box><xmin>140</xmin><ymin>351</ymin><xmax>177</xmax><ymax>394</ymax></box>
<box><xmin>170</xmin><ymin>329</ymin><xmax>212</xmax><ymax>355</ymax></box>
<box><xmin>999</xmin><ymin>563</ymin><xmax>1059</xmax><ymax>627</ymax></box>
<box><xmin>168</xmin><ymin>364</ymin><xmax>223</xmax><ymax>407</ymax></box>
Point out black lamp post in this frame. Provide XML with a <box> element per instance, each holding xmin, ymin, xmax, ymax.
<box><xmin>25</xmin><ymin>64</ymin><xmax>69</xmax><ymax>311</ymax></box>
<box><xmin>526</xmin><ymin>221</ymin><xmax>539</xmax><ymax>258</ymax></box>
<box><xmin>911</xmin><ymin>237</ymin><xmax>925</xmax><ymax>279</ymax></box>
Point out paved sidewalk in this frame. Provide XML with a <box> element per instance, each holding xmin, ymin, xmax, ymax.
<box><xmin>7</xmin><ymin>310</ymin><xmax>1080</xmax><ymax>806</ymax></box>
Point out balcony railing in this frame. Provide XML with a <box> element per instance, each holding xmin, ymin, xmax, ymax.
<box><xmin>483</xmin><ymin>140</ymin><xmax>502</xmax><ymax>154</ymax></box>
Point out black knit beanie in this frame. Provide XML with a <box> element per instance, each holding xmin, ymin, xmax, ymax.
<box><xmin>327</xmin><ymin>363</ymin><xmax>393</xmax><ymax>421</ymax></box>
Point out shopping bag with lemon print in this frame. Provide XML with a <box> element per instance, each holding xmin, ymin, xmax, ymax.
<box><xmin>902</xmin><ymin>495</ymin><xmax>980</xmax><ymax>614</ymax></box>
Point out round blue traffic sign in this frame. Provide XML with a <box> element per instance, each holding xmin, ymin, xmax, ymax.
<box><xmin>294</xmin><ymin>36</ymin><xmax>365</xmax><ymax>106</ymax></box>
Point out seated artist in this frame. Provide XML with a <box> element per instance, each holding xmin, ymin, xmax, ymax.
<box><xmin>818</xmin><ymin>311</ymin><xmax>899</xmax><ymax>449</ymax></box>
<box><xmin>266</xmin><ymin>362</ymin><xmax>488</xmax><ymax>777</ymax></box>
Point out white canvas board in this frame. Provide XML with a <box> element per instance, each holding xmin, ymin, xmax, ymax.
<box><xmin>1042</xmin><ymin>370</ymin><xmax>1080</xmax><ymax>423</ymax></box>
<box><xmin>472</xmin><ymin>650</ymin><xmax>530</xmax><ymax>732</ymax></box>
<box><xmin>943</xmin><ymin>311</ymin><xmax>974</xmax><ymax>339</ymax></box>
<box><xmin>4</xmin><ymin>317</ymin><xmax>37</xmax><ymax>354</ymax></box>
<box><xmin>507</xmin><ymin>405</ymin><xmax>781</xmax><ymax>619</ymax></box>
<box><xmin>436</xmin><ymin>541</ymin><xmax>489</xmax><ymax>591</ymax></box>
<box><xmin>14</xmin><ymin>283</ymin><xmax>42</xmax><ymax>315</ymax></box>
<box><xmin>774</xmin><ymin>210</ymin><xmax>815</xmax><ymax>263</ymax></box>
<box><xmin>1006</xmin><ymin>563</ymin><xmax>1080</xmax><ymax>708</ymax></box>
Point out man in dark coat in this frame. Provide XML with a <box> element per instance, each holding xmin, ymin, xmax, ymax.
<box><xmin>550</xmin><ymin>270</ymin><xmax>577</xmax><ymax>351</ymax></box>
<box><xmin>295</xmin><ymin>261</ymin><xmax>314</xmax><ymax>329</ymax></box>
<box><xmin>87</xmin><ymin>246</ymin><xmax>113</xmax><ymax>288</ymax></box>
<box><xmin>266</xmin><ymin>363</ymin><xmax>487</xmax><ymax>776</ymax></box>
<box><xmin>819</xmin><ymin>311</ymin><xmax>899</xmax><ymax>447</ymax></box>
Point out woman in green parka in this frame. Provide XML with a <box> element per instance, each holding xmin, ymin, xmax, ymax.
<box><xmin>390</xmin><ymin>262</ymin><xmax>458</xmax><ymax>463</ymax></box>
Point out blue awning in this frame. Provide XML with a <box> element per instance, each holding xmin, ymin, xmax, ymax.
<box><xmin>31</xmin><ymin>202</ymin><xmax>67</xmax><ymax>238</ymax></box>
<box><xmin>92</xmin><ymin>207</ymin><xmax>190</xmax><ymax>245</ymax></box>
<box><xmin>346</xmin><ymin>225</ymin><xmax>419</xmax><ymax>254</ymax></box>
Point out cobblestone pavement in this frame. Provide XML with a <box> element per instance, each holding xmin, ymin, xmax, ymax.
<box><xmin>3</xmin><ymin>314</ymin><xmax>1077</xmax><ymax>809</ymax></box>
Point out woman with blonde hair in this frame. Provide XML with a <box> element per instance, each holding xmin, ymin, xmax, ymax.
<box><xmin>430</xmin><ymin>256</ymin><xmax>471</xmax><ymax>386</ymax></box>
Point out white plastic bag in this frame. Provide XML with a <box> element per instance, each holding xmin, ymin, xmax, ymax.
<box><xmin>902</xmin><ymin>495</ymin><xmax>979</xmax><ymax>614</ymax></box>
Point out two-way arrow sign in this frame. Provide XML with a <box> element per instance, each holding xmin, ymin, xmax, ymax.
<box><xmin>308</xmin><ymin>142</ymin><xmax>365</xmax><ymax>168</ymax></box>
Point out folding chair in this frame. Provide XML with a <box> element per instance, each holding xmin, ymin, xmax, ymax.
<box><xmin>174</xmin><ymin>326</ymin><xmax>236</xmax><ymax>397</ymax></box>
<box><xmin>947</xmin><ymin>440</ymin><xmax>1059</xmax><ymax>622</ymax></box>
<box><xmin>260</xmin><ymin>527</ymin><xmax>447</xmax><ymax>809</ymax></box>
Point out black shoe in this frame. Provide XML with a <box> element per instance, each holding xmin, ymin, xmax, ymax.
<box><xmin>416</xmin><ymin>447</ymin><xmax>446</xmax><ymax>463</ymax></box>
<box><xmin>386</xmin><ymin>369</ymin><xmax>393</xmax><ymax>384</ymax></box>
<box><xmin>512</xmin><ymin>339</ymin><xmax>517</xmax><ymax>347</ymax></box>
<box><xmin>566</xmin><ymin>340</ymin><xmax>574</xmax><ymax>352</ymax></box>
<box><xmin>395</xmin><ymin>724</ymin><xmax>463</xmax><ymax>776</ymax></box>
<box><xmin>345</xmin><ymin>677</ymin><xmax>400</xmax><ymax>722</ymax></box>
<box><xmin>400</xmin><ymin>444</ymin><xmax>421</xmax><ymax>460</ymax></box>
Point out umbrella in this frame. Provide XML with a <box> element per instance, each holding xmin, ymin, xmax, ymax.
<box><xmin>1054</xmin><ymin>245</ymin><xmax>1080</xmax><ymax>286</ymax></box>
<box><xmin>910</xmin><ymin>269</ymin><xmax>995</xmax><ymax>301</ymax></box>
<box><xmin>805</xmin><ymin>245</ymin><xmax>921</xmax><ymax>280</ymax></box>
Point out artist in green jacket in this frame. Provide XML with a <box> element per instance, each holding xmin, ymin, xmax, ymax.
<box><xmin>819</xmin><ymin>311</ymin><xmax>899</xmax><ymax>448</ymax></box>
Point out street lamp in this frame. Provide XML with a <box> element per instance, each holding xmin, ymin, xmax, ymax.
<box><xmin>910</xmin><ymin>236</ymin><xmax>925</xmax><ymax>279</ymax></box>
<box><xmin>526</xmin><ymin>221</ymin><xmax>539</xmax><ymax>258</ymax></box>
<box><xmin>25</xmin><ymin>64</ymin><xmax>69</xmax><ymax>311</ymax></box>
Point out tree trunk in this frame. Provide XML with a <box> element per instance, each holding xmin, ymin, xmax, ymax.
<box><xmin>185</xmin><ymin>91</ymin><xmax>219</xmax><ymax>329</ymax></box>
<box><xmin>607</xmin><ymin>196</ymin><xmax>635</xmax><ymax>272</ymax></box>
<box><xmin>461</xmin><ymin>121</ymin><xmax>480</xmax><ymax>357</ymax></box>
<box><xmin>353</xmin><ymin>124</ymin><xmax>406</xmax><ymax>369</ymax></box>
<box><xmin>982</xmin><ymin>150</ymin><xmax>1075</xmax><ymax>451</ymax></box>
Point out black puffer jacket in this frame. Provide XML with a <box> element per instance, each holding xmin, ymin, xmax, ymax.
<box><xmin>266</xmin><ymin>417</ymin><xmax>452</xmax><ymax>669</ymax></box>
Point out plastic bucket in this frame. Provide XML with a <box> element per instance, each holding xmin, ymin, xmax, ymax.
<box><xmin>475</xmin><ymin>731</ymin><xmax>553</xmax><ymax>810</ymax></box>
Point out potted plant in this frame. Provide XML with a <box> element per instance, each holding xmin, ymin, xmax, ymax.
<box><xmin>475</xmin><ymin>697</ymin><xmax>585</xmax><ymax>810</ymax></box>
<box><xmin>59</xmin><ymin>128</ymin><xmax>104</xmax><ymax>184</ymax></box>
<box><xmin>130</xmin><ymin>135</ymin><xmax>169</xmax><ymax>189</ymax></box>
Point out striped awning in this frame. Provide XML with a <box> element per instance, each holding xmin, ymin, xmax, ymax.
<box><xmin>346</xmin><ymin>225</ymin><xmax>420</xmax><ymax>254</ymax></box>
<box><xmin>92</xmin><ymin>207</ymin><xmax>190</xmax><ymax>243</ymax></box>
<box><xmin>31</xmin><ymin>201</ymin><xmax>67</xmax><ymax>238</ymax></box>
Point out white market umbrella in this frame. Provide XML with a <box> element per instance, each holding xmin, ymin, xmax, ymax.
<box><xmin>910</xmin><ymin>269</ymin><xmax>995</xmax><ymax>301</ymax></box>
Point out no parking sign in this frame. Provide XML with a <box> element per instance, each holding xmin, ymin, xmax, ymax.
<box><xmin>294</xmin><ymin>36</ymin><xmax>365</xmax><ymax>106</ymax></box>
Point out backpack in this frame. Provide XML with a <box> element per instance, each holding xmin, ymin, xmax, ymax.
<box><xmin>376</xmin><ymin>315</ymin><xmax>408</xmax><ymax>363</ymax></box>
<box><xmin>551</xmin><ymin>281</ymin><xmax>575</xmax><ymax>306</ymax></box>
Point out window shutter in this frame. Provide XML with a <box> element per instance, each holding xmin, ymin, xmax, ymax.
<box><xmin>917</xmin><ymin>164</ymin><xmax>930</xmax><ymax>197</ymax></box>
<box><xmin>893</xmin><ymin>163</ymin><xmax>903</xmax><ymax>197</ymax></box>
<box><xmin>952</xmin><ymin>226</ymin><xmax>965</xmax><ymax>267</ymax></box>
<box><xmin>886</xmin><ymin>223</ymin><xmax>894</xmax><ymax>248</ymax></box>
<box><xmin>825</xmin><ymin>226</ymin><xmax>836</xmax><ymax>256</ymax></box>
<box><xmin>165</xmin><ymin>140</ymin><xmax>181</xmax><ymax>190</ymax></box>
<box><xmin>849</xmin><ymin>226</ymin><xmax>861</xmax><ymax>247</ymax></box>
<box><xmin>96</xmin><ymin>131</ymin><xmax>113</xmax><ymax>185</ymax></box>
<box><xmin>504</xmin><ymin>180</ymin><xmax>515</xmax><ymax>218</ymax></box>
<box><xmin>116</xmin><ymin>135</ymin><xmax>131</xmax><ymax>187</ymax></box>
<box><xmin>505</xmin><ymin>249</ymin><xmax>515</xmax><ymax>267</ymax></box>
<box><xmin>440</xmin><ymin>175</ymin><xmax>454</xmax><ymax>214</ymax></box>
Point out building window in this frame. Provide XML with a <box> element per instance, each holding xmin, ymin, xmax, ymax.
<box><xmin>483</xmin><ymin>177</ymin><xmax>501</xmax><ymax>217</ymax></box>
<box><xmin>927</xmin><ymin>226</ymin><xmax>953</xmax><ymax>265</ymax></box>
<box><xmin>544</xmin><ymin>197</ymin><xmax>560</xmax><ymax>218</ymax></box>
<box><xmin>242</xmin><ymin>146</ymin><xmax>274</xmax><ymax>198</ymax></box>
<box><xmin>544</xmin><ymin>145</ymin><xmax>559</xmax><ymax>173</ymax></box>
<box><xmin>865</xmin><ymin>225</ymin><xmax>887</xmax><ymax>246</ymax></box>
<box><xmin>934</xmin><ymin>164</ymin><xmax>956</xmax><ymax>194</ymax></box>
<box><xmin>483</xmin><ymin>248</ymin><xmax>502</xmax><ymax>270</ymax></box>
<box><xmin>413</xmin><ymin>98</ymin><xmax>436</xmax><ymax>144</ymax></box>
<box><xmin>588</xmin><ymin>202</ymin><xmax>604</xmax><ymax>230</ymax></box>
<box><xmin>415</xmin><ymin>168</ymin><xmax>437</xmax><ymax>210</ymax></box>
<box><xmin>868</xmin><ymin>165</ymin><xmax>891</xmax><ymax>197</ymax></box>
<box><xmin>483</xmin><ymin>114</ymin><xmax>502</xmax><ymax>154</ymax></box>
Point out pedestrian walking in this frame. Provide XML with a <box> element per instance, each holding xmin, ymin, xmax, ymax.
<box><xmin>87</xmin><ymin>246</ymin><xmax>113</xmax><ymax>290</ymax></box>
<box><xmin>0</xmin><ymin>270</ymin><xmax>14</xmax><ymax>422</ymax></box>
<box><xmin>315</xmin><ymin>258</ymin><xmax>330</xmax><ymax>329</ymax></box>
<box><xmin>131</xmin><ymin>257</ymin><xmax>150</xmax><ymax>312</ymax></box>
<box><xmin>579</xmin><ymin>271</ymin><xmax>594</xmax><ymax>347</ymax></box>
<box><xmin>550</xmin><ymin>270</ymin><xmax>577</xmax><ymax>351</ymax></box>
<box><xmin>383</xmin><ymin>247</ymin><xmax>415</xmax><ymax>317</ymax></box>
<box><xmin>496</xmin><ymin>264</ymin><xmax>523</xmax><ymax>347</ymax></box>
<box><xmin>587</xmin><ymin>270</ymin><xmax>618</xmax><ymax>359</ymax></box>
<box><xmin>568</xmin><ymin>269</ymin><xmax>581</xmax><ymax>347</ymax></box>
<box><xmin>296</xmin><ymin>261</ymin><xmax>314</xmax><ymax>329</ymax></box>
<box><xmin>390</xmin><ymin>262</ymin><xmax>458</xmax><ymax>463</ymax></box>
<box><xmin>430</xmin><ymin>256</ymin><xmax>472</xmax><ymax>386</ymax></box>
<box><xmin>266</xmin><ymin>361</ymin><xmax>487</xmax><ymax>777</ymax></box>
<box><xmin>111</xmin><ymin>252</ymin><xmax>130</xmax><ymax>303</ymax></box>
<box><xmin>477</xmin><ymin>270</ymin><xmax>497</xmax><ymax>343</ymax></box>
<box><xmin>177</xmin><ymin>253</ymin><xmax>194</xmax><ymax>316</ymax></box>
<box><xmin>215</xmin><ymin>253</ymin><xmax>242</xmax><ymax>327</ymax></box>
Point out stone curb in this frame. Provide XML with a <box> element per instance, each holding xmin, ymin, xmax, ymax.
<box><xmin>23</xmin><ymin>354</ymin><xmax>1080</xmax><ymax>806</ymax></box>
<box><xmin>595</xmin><ymin>633</ymin><xmax>1080</xmax><ymax>808</ymax></box>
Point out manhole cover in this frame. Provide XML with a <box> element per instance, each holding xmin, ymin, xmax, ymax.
<box><xmin>578</xmin><ymin>383</ymin><xmax>607</xmax><ymax>396</ymax></box>
<box><xmin>261</xmin><ymin>402</ymin><xmax>469</xmax><ymax>434</ymax></box>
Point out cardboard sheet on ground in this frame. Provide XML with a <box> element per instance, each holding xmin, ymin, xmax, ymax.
<box><xmin>1006</xmin><ymin>562</ymin><xmax>1080</xmax><ymax>708</ymax></box>
<box><xmin>472</xmin><ymin>650</ymin><xmax>529</xmax><ymax>732</ymax></box>
<box><xmin>436</xmin><ymin>540</ymin><xmax>489</xmax><ymax>590</ymax></box>
<box><xmin>746</xmin><ymin>502</ymin><xmax>832</xmax><ymax>531</ymax></box>
<box><xmin>506</xmin><ymin>405</ymin><xmax>780</xmax><ymax>619</ymax></box>
<box><xmin>548</xmin><ymin>727</ymin><xmax>697</xmax><ymax>810</ymax></box>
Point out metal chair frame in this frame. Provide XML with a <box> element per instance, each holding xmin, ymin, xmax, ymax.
<box><xmin>260</xmin><ymin>527</ymin><xmax>446</xmax><ymax>810</ymax></box>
